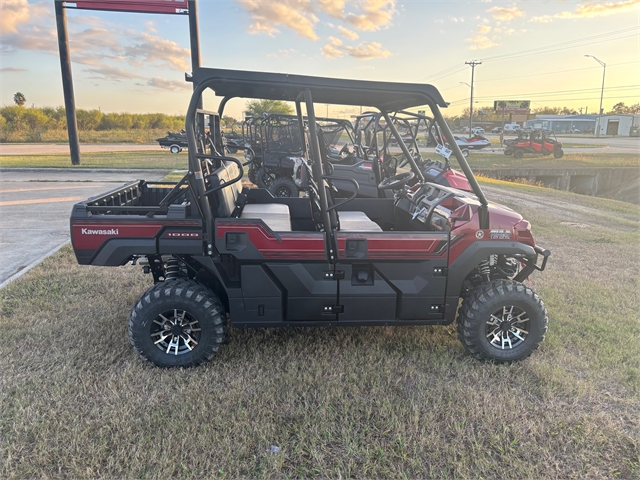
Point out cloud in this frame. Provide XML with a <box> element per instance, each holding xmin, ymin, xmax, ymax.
<box><xmin>236</xmin><ymin>0</ymin><xmax>318</xmax><ymax>40</ymax></box>
<box><xmin>345</xmin><ymin>0</ymin><xmax>396</xmax><ymax>31</ymax></box>
<box><xmin>317</xmin><ymin>0</ymin><xmax>346</xmax><ymax>17</ymax></box>
<box><xmin>0</xmin><ymin>67</ymin><xmax>27</xmax><ymax>72</ymax></box>
<box><xmin>122</xmin><ymin>33</ymin><xmax>191</xmax><ymax>71</ymax></box>
<box><xmin>84</xmin><ymin>66</ymin><xmax>144</xmax><ymax>81</ymax></box>
<box><xmin>337</xmin><ymin>25</ymin><xmax>359</xmax><ymax>39</ymax></box>
<box><xmin>1</xmin><ymin>26</ymin><xmax>58</xmax><ymax>54</ymax></box>
<box><xmin>467</xmin><ymin>34</ymin><xmax>497</xmax><ymax>50</ymax></box>
<box><xmin>267</xmin><ymin>48</ymin><xmax>299</xmax><ymax>58</ymax></box>
<box><xmin>1</xmin><ymin>0</ymin><xmax>31</xmax><ymax>33</ymax></box>
<box><xmin>477</xmin><ymin>24</ymin><xmax>491</xmax><ymax>34</ymax></box>
<box><xmin>322</xmin><ymin>37</ymin><xmax>345</xmax><ymax>57</ymax></box>
<box><xmin>531</xmin><ymin>0</ymin><xmax>640</xmax><ymax>22</ymax></box>
<box><xmin>449</xmin><ymin>16</ymin><xmax>464</xmax><ymax>23</ymax></box>
<box><xmin>488</xmin><ymin>6</ymin><xmax>525</xmax><ymax>21</ymax></box>
<box><xmin>146</xmin><ymin>77</ymin><xmax>190</xmax><ymax>91</ymax></box>
<box><xmin>343</xmin><ymin>41</ymin><xmax>391</xmax><ymax>59</ymax></box>
<box><xmin>322</xmin><ymin>37</ymin><xmax>390</xmax><ymax>59</ymax></box>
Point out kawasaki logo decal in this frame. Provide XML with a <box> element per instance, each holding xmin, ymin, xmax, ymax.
<box><xmin>81</xmin><ymin>228</ymin><xmax>119</xmax><ymax>235</ymax></box>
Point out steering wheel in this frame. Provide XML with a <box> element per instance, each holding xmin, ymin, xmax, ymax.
<box><xmin>378</xmin><ymin>171</ymin><xmax>415</xmax><ymax>190</ymax></box>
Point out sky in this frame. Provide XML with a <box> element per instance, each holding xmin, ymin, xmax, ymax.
<box><xmin>1</xmin><ymin>0</ymin><xmax>639</xmax><ymax>120</ymax></box>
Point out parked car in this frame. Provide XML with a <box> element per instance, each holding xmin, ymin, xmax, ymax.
<box><xmin>503</xmin><ymin>123</ymin><xmax>521</xmax><ymax>133</ymax></box>
<box><xmin>471</xmin><ymin>127</ymin><xmax>485</xmax><ymax>135</ymax></box>
<box><xmin>491</xmin><ymin>127</ymin><xmax>503</xmax><ymax>134</ymax></box>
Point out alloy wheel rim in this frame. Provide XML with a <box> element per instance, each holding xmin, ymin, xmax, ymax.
<box><xmin>485</xmin><ymin>305</ymin><xmax>529</xmax><ymax>350</ymax></box>
<box><xmin>150</xmin><ymin>309</ymin><xmax>201</xmax><ymax>355</ymax></box>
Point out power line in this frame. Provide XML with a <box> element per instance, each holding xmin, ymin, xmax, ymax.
<box><xmin>420</xmin><ymin>27</ymin><xmax>639</xmax><ymax>85</ymax></box>
<box><xmin>478</xmin><ymin>27</ymin><xmax>639</xmax><ymax>63</ymax></box>
<box><xmin>474</xmin><ymin>61</ymin><xmax>640</xmax><ymax>84</ymax></box>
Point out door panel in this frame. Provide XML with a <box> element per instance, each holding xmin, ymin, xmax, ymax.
<box><xmin>336</xmin><ymin>232</ymin><xmax>449</xmax><ymax>322</ymax></box>
<box><xmin>267</xmin><ymin>263</ymin><xmax>337</xmax><ymax>321</ymax></box>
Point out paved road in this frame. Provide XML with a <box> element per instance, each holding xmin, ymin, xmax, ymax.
<box><xmin>0</xmin><ymin>169</ymin><xmax>169</xmax><ymax>286</ymax></box>
<box><xmin>0</xmin><ymin>144</ymin><xmax>160</xmax><ymax>155</ymax></box>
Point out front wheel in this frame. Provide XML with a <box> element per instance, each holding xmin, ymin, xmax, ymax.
<box><xmin>129</xmin><ymin>279</ymin><xmax>227</xmax><ymax>368</ymax></box>
<box><xmin>170</xmin><ymin>145</ymin><xmax>181</xmax><ymax>154</ymax></box>
<box><xmin>457</xmin><ymin>279</ymin><xmax>548</xmax><ymax>363</ymax></box>
<box><xmin>513</xmin><ymin>149</ymin><xmax>524</xmax><ymax>159</ymax></box>
<box><xmin>553</xmin><ymin>148</ymin><xmax>564</xmax><ymax>159</ymax></box>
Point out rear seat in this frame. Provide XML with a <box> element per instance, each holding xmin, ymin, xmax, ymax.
<box><xmin>210</xmin><ymin>160</ymin><xmax>381</xmax><ymax>233</ymax></box>
<box><xmin>210</xmin><ymin>161</ymin><xmax>293</xmax><ymax>232</ymax></box>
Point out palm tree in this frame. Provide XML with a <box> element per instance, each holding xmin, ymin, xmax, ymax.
<box><xmin>13</xmin><ymin>92</ymin><xmax>26</xmax><ymax>107</ymax></box>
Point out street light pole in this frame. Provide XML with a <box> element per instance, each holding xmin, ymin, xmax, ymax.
<box><xmin>465</xmin><ymin>61</ymin><xmax>481</xmax><ymax>135</ymax></box>
<box><xmin>585</xmin><ymin>55</ymin><xmax>606</xmax><ymax>137</ymax></box>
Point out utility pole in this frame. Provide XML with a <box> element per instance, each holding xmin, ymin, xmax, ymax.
<box><xmin>465</xmin><ymin>60</ymin><xmax>481</xmax><ymax>135</ymax></box>
<box><xmin>585</xmin><ymin>55</ymin><xmax>606</xmax><ymax>137</ymax></box>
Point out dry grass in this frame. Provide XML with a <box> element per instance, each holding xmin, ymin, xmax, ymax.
<box><xmin>2</xmin><ymin>129</ymin><xmax>172</xmax><ymax>144</ymax></box>
<box><xmin>466</xmin><ymin>152</ymin><xmax>639</xmax><ymax>169</ymax></box>
<box><xmin>0</xmin><ymin>151</ymin><xmax>188</xmax><ymax>170</ymax></box>
<box><xmin>0</xmin><ymin>182</ymin><xmax>639</xmax><ymax>479</ymax></box>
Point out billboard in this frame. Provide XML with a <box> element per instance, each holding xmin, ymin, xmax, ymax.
<box><xmin>494</xmin><ymin>100</ymin><xmax>531</xmax><ymax>112</ymax></box>
<box><xmin>70</xmin><ymin>0</ymin><xmax>188</xmax><ymax>15</ymax></box>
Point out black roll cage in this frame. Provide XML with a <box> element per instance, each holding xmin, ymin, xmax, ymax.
<box><xmin>183</xmin><ymin>68</ymin><xmax>490</xmax><ymax>245</ymax></box>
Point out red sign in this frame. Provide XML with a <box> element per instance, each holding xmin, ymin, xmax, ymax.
<box><xmin>70</xmin><ymin>0</ymin><xmax>188</xmax><ymax>15</ymax></box>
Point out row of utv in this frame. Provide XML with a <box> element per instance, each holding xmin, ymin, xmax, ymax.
<box><xmin>156</xmin><ymin>117</ymin><xmax>564</xmax><ymax>200</ymax></box>
<box><xmin>240</xmin><ymin>111</ymin><xmax>477</xmax><ymax>198</ymax></box>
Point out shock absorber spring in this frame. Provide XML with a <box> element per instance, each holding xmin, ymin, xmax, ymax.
<box><xmin>164</xmin><ymin>257</ymin><xmax>183</xmax><ymax>280</ymax></box>
<box><xmin>478</xmin><ymin>258</ymin><xmax>491</xmax><ymax>281</ymax></box>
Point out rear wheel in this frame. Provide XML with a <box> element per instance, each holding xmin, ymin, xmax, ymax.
<box><xmin>129</xmin><ymin>279</ymin><xmax>227</xmax><ymax>368</ymax></box>
<box><xmin>553</xmin><ymin>148</ymin><xmax>564</xmax><ymax>159</ymax></box>
<box><xmin>461</xmin><ymin>148</ymin><xmax>470</xmax><ymax>158</ymax></box>
<box><xmin>457</xmin><ymin>279</ymin><xmax>547</xmax><ymax>363</ymax></box>
<box><xmin>256</xmin><ymin>167</ymin><xmax>276</xmax><ymax>188</ymax></box>
<box><xmin>248</xmin><ymin>164</ymin><xmax>257</xmax><ymax>184</ymax></box>
<box><xmin>269</xmin><ymin>176</ymin><xmax>299</xmax><ymax>198</ymax></box>
<box><xmin>513</xmin><ymin>149</ymin><xmax>524</xmax><ymax>159</ymax></box>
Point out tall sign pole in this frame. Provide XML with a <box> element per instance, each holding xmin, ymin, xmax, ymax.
<box><xmin>187</xmin><ymin>0</ymin><xmax>202</xmax><ymax>109</ymax></box>
<box><xmin>465</xmin><ymin>60</ymin><xmax>481</xmax><ymax>134</ymax></box>
<box><xmin>54</xmin><ymin>0</ymin><xmax>81</xmax><ymax>165</ymax></box>
<box><xmin>54</xmin><ymin>0</ymin><xmax>193</xmax><ymax>165</ymax></box>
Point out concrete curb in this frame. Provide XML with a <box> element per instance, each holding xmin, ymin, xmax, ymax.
<box><xmin>0</xmin><ymin>241</ymin><xmax>70</xmax><ymax>290</ymax></box>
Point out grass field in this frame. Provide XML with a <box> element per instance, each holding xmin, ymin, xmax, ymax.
<box><xmin>0</xmin><ymin>150</ymin><xmax>190</xmax><ymax>170</ymax></box>
<box><xmin>0</xmin><ymin>180</ymin><xmax>638</xmax><ymax>478</ymax></box>
<box><xmin>466</xmin><ymin>152</ymin><xmax>639</xmax><ymax>169</ymax></box>
<box><xmin>1</xmin><ymin>149</ymin><xmax>637</xmax><ymax>172</ymax></box>
<box><xmin>2</xmin><ymin>128</ymin><xmax>172</xmax><ymax>144</ymax></box>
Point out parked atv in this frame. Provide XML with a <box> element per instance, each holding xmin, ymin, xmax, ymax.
<box><xmin>222</xmin><ymin>131</ymin><xmax>243</xmax><ymax>154</ymax></box>
<box><xmin>504</xmin><ymin>129</ymin><xmax>564</xmax><ymax>159</ymax></box>
<box><xmin>156</xmin><ymin>130</ymin><xmax>188</xmax><ymax>154</ymax></box>
<box><xmin>70</xmin><ymin>68</ymin><xmax>550</xmax><ymax>368</ymax></box>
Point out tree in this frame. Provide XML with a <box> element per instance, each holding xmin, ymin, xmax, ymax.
<box><xmin>608</xmin><ymin>102</ymin><xmax>640</xmax><ymax>114</ymax></box>
<box><xmin>221</xmin><ymin>115</ymin><xmax>239</xmax><ymax>130</ymax></box>
<box><xmin>245</xmin><ymin>99</ymin><xmax>293</xmax><ymax>117</ymax></box>
<box><xmin>13</xmin><ymin>92</ymin><xmax>26</xmax><ymax>107</ymax></box>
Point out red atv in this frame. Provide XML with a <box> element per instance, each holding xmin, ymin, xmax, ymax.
<box><xmin>504</xmin><ymin>129</ymin><xmax>564</xmax><ymax>159</ymax></box>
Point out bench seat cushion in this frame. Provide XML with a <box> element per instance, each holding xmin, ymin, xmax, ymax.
<box><xmin>240</xmin><ymin>203</ymin><xmax>292</xmax><ymax>232</ymax></box>
<box><xmin>338</xmin><ymin>211</ymin><xmax>382</xmax><ymax>232</ymax></box>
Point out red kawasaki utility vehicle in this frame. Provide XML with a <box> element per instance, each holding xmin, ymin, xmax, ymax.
<box><xmin>70</xmin><ymin>69</ymin><xmax>550</xmax><ymax>368</ymax></box>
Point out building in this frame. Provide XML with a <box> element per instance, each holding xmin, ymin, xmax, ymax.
<box><xmin>525</xmin><ymin>114</ymin><xmax>640</xmax><ymax>136</ymax></box>
<box><xmin>525</xmin><ymin>115</ymin><xmax>596</xmax><ymax>134</ymax></box>
<box><xmin>595</xmin><ymin>114</ymin><xmax>640</xmax><ymax>136</ymax></box>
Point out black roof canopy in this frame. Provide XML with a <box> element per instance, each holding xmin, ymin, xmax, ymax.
<box><xmin>188</xmin><ymin>68</ymin><xmax>448</xmax><ymax>111</ymax></box>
